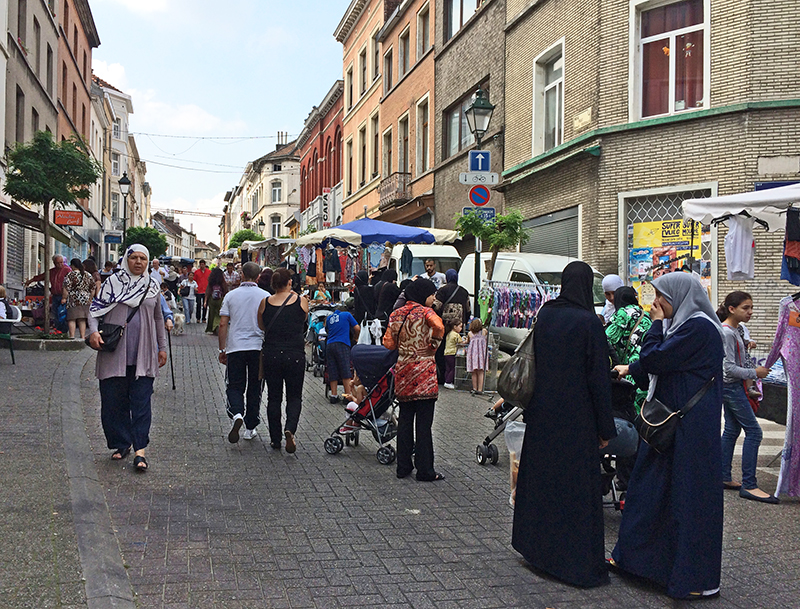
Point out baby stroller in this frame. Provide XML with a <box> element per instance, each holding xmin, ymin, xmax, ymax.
<box><xmin>306</xmin><ymin>304</ymin><xmax>336</xmax><ymax>377</ymax></box>
<box><xmin>476</xmin><ymin>400</ymin><xmax>524</xmax><ymax>465</ymax></box>
<box><xmin>601</xmin><ymin>373</ymin><xmax>639</xmax><ymax>511</ymax></box>
<box><xmin>323</xmin><ymin>344</ymin><xmax>399</xmax><ymax>465</ymax></box>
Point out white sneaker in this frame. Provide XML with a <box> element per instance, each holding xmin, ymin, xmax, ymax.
<box><xmin>443</xmin><ymin>383</ymin><xmax>455</xmax><ymax>390</ymax></box>
<box><xmin>228</xmin><ymin>414</ymin><xmax>243</xmax><ymax>443</ymax></box>
<box><xmin>242</xmin><ymin>428</ymin><xmax>257</xmax><ymax>440</ymax></box>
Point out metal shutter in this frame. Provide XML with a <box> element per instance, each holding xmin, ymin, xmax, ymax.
<box><xmin>521</xmin><ymin>206</ymin><xmax>579</xmax><ymax>258</ymax></box>
<box><xmin>5</xmin><ymin>223</ymin><xmax>24</xmax><ymax>288</ymax></box>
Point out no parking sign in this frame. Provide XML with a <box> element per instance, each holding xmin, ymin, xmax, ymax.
<box><xmin>468</xmin><ymin>185</ymin><xmax>491</xmax><ymax>207</ymax></box>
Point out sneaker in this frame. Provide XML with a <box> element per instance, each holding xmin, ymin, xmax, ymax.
<box><xmin>284</xmin><ymin>430</ymin><xmax>296</xmax><ymax>454</ymax></box>
<box><xmin>329</xmin><ymin>395</ymin><xmax>340</xmax><ymax>404</ymax></box>
<box><xmin>242</xmin><ymin>428</ymin><xmax>257</xmax><ymax>440</ymax></box>
<box><xmin>228</xmin><ymin>414</ymin><xmax>243</xmax><ymax>443</ymax></box>
<box><xmin>443</xmin><ymin>383</ymin><xmax>455</xmax><ymax>390</ymax></box>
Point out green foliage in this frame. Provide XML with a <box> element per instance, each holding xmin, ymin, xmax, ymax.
<box><xmin>228</xmin><ymin>229</ymin><xmax>263</xmax><ymax>249</ymax></box>
<box><xmin>455</xmin><ymin>209</ymin><xmax>529</xmax><ymax>280</ymax></box>
<box><xmin>124</xmin><ymin>226</ymin><xmax>168</xmax><ymax>259</ymax></box>
<box><xmin>298</xmin><ymin>225</ymin><xmax>318</xmax><ymax>237</ymax></box>
<box><xmin>4</xmin><ymin>131</ymin><xmax>101</xmax><ymax>207</ymax></box>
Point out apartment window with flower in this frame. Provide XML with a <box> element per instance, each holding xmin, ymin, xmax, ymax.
<box><xmin>639</xmin><ymin>0</ymin><xmax>706</xmax><ymax>118</ymax></box>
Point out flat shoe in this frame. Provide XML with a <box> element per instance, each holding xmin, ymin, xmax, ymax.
<box><xmin>723</xmin><ymin>481</ymin><xmax>742</xmax><ymax>490</ymax></box>
<box><xmin>284</xmin><ymin>430</ymin><xmax>296</xmax><ymax>454</ymax></box>
<box><xmin>111</xmin><ymin>446</ymin><xmax>131</xmax><ymax>460</ymax></box>
<box><xmin>133</xmin><ymin>455</ymin><xmax>148</xmax><ymax>472</ymax></box>
<box><xmin>739</xmin><ymin>488</ymin><xmax>779</xmax><ymax>504</ymax></box>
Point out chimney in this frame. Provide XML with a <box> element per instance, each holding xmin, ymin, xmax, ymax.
<box><xmin>385</xmin><ymin>0</ymin><xmax>402</xmax><ymax>19</ymax></box>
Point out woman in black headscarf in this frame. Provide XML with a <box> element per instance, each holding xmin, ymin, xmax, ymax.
<box><xmin>375</xmin><ymin>269</ymin><xmax>401</xmax><ymax>321</ymax></box>
<box><xmin>512</xmin><ymin>261</ymin><xmax>616</xmax><ymax>588</ymax></box>
<box><xmin>352</xmin><ymin>270</ymin><xmax>376</xmax><ymax>324</ymax></box>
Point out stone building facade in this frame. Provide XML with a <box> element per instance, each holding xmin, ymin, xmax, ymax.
<box><xmin>500</xmin><ymin>0</ymin><xmax>800</xmax><ymax>344</ymax></box>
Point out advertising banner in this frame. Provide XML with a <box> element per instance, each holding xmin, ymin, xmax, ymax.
<box><xmin>54</xmin><ymin>210</ymin><xmax>83</xmax><ymax>226</ymax></box>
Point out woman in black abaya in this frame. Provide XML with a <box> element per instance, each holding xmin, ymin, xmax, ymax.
<box><xmin>512</xmin><ymin>261</ymin><xmax>616</xmax><ymax>588</ymax></box>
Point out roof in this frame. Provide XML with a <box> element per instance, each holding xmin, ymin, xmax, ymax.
<box><xmin>252</xmin><ymin>140</ymin><xmax>299</xmax><ymax>172</ymax></box>
<box><xmin>152</xmin><ymin>212</ymin><xmax>196</xmax><ymax>237</ymax></box>
<box><xmin>334</xmin><ymin>0</ymin><xmax>370</xmax><ymax>43</ymax></box>
<box><xmin>75</xmin><ymin>0</ymin><xmax>101</xmax><ymax>48</ymax></box>
<box><xmin>92</xmin><ymin>74</ymin><xmax>122</xmax><ymax>93</ymax></box>
<box><xmin>296</xmin><ymin>81</ymin><xmax>344</xmax><ymax>150</ymax></box>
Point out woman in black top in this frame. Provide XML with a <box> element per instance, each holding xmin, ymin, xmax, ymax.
<box><xmin>375</xmin><ymin>269</ymin><xmax>401</xmax><ymax>321</ymax></box>
<box><xmin>353</xmin><ymin>270</ymin><xmax>375</xmax><ymax>324</ymax></box>
<box><xmin>258</xmin><ymin>268</ymin><xmax>309</xmax><ymax>453</ymax></box>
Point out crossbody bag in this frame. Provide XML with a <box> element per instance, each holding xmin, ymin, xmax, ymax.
<box><xmin>86</xmin><ymin>289</ymin><xmax>149</xmax><ymax>353</ymax></box>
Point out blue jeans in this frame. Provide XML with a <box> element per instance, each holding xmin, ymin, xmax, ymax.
<box><xmin>721</xmin><ymin>382</ymin><xmax>763</xmax><ymax>489</ymax></box>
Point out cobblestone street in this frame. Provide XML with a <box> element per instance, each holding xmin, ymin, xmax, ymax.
<box><xmin>1</xmin><ymin>323</ymin><xmax>798</xmax><ymax>608</ymax></box>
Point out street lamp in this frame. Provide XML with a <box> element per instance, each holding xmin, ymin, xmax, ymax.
<box><xmin>464</xmin><ymin>89</ymin><xmax>495</xmax><ymax>317</ymax></box>
<box><xmin>258</xmin><ymin>218</ymin><xmax>266</xmax><ymax>236</ymax></box>
<box><xmin>118</xmin><ymin>172</ymin><xmax>131</xmax><ymax>247</ymax></box>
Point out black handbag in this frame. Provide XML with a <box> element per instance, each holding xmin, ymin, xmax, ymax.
<box><xmin>634</xmin><ymin>377</ymin><xmax>715</xmax><ymax>454</ymax></box>
<box><xmin>86</xmin><ymin>291</ymin><xmax>148</xmax><ymax>353</ymax></box>
<box><xmin>497</xmin><ymin>319</ymin><xmax>537</xmax><ymax>408</ymax></box>
<box><xmin>180</xmin><ymin>285</ymin><xmax>190</xmax><ymax>297</ymax></box>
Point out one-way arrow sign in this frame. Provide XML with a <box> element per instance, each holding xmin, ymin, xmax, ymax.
<box><xmin>468</xmin><ymin>150</ymin><xmax>491</xmax><ymax>172</ymax></box>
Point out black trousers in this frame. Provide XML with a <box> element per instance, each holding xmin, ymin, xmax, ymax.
<box><xmin>99</xmin><ymin>365</ymin><xmax>154</xmax><ymax>452</ymax></box>
<box><xmin>397</xmin><ymin>398</ymin><xmax>436</xmax><ymax>480</ymax></box>
<box><xmin>262</xmin><ymin>349</ymin><xmax>305</xmax><ymax>444</ymax></box>
<box><xmin>195</xmin><ymin>293</ymin><xmax>206</xmax><ymax>321</ymax></box>
<box><xmin>225</xmin><ymin>350</ymin><xmax>263</xmax><ymax>430</ymax></box>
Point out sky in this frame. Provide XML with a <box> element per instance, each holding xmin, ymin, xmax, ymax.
<box><xmin>90</xmin><ymin>0</ymin><xmax>348</xmax><ymax>246</ymax></box>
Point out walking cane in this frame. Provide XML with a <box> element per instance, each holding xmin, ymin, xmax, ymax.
<box><xmin>168</xmin><ymin>331</ymin><xmax>176</xmax><ymax>390</ymax></box>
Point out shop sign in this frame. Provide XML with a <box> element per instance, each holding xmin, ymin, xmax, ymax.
<box><xmin>54</xmin><ymin>210</ymin><xmax>83</xmax><ymax>226</ymax></box>
<box><xmin>322</xmin><ymin>187</ymin><xmax>330</xmax><ymax>226</ymax></box>
<box><xmin>104</xmin><ymin>232</ymin><xmax>123</xmax><ymax>244</ymax></box>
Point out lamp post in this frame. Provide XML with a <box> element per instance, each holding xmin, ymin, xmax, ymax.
<box><xmin>258</xmin><ymin>218</ymin><xmax>266</xmax><ymax>236</ymax></box>
<box><xmin>118</xmin><ymin>172</ymin><xmax>131</xmax><ymax>248</ymax></box>
<box><xmin>464</xmin><ymin>89</ymin><xmax>495</xmax><ymax>318</ymax></box>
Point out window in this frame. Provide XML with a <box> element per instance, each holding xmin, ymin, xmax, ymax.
<box><xmin>446</xmin><ymin>0</ymin><xmax>479</xmax><ymax>41</ymax></box>
<box><xmin>272</xmin><ymin>164</ymin><xmax>281</xmax><ymax>172</ymax></box>
<box><xmin>271</xmin><ymin>180</ymin><xmax>282</xmax><ymax>203</ymax></box>
<box><xmin>73</xmin><ymin>25</ymin><xmax>78</xmax><ymax>54</ymax></box>
<box><xmin>371</xmin><ymin>115</ymin><xmax>380</xmax><ymax>177</ymax></box>
<box><xmin>639</xmin><ymin>0</ymin><xmax>705</xmax><ymax>118</ymax></box>
<box><xmin>63</xmin><ymin>0</ymin><xmax>68</xmax><ymax>33</ymax></box>
<box><xmin>346</xmin><ymin>139</ymin><xmax>353</xmax><ymax>195</ymax></box>
<box><xmin>346</xmin><ymin>66</ymin><xmax>353</xmax><ymax>109</ymax></box>
<box><xmin>384</xmin><ymin>48</ymin><xmax>393</xmax><ymax>92</ymax></box>
<box><xmin>33</xmin><ymin>18</ymin><xmax>41</xmax><ymax>76</ymax></box>
<box><xmin>358</xmin><ymin>126</ymin><xmax>367</xmax><ymax>186</ymax></box>
<box><xmin>17</xmin><ymin>0</ymin><xmax>27</xmax><ymax>45</ymax></box>
<box><xmin>111</xmin><ymin>152</ymin><xmax>120</xmax><ymax>176</ymax></box>
<box><xmin>444</xmin><ymin>87</ymin><xmax>489</xmax><ymax>158</ymax></box>
<box><xmin>383</xmin><ymin>128</ymin><xmax>393</xmax><ymax>176</ymax></box>
<box><xmin>61</xmin><ymin>62</ymin><xmax>67</xmax><ymax>104</ymax></box>
<box><xmin>72</xmin><ymin>83</ymin><xmax>77</xmax><ymax>119</ymax></box>
<box><xmin>533</xmin><ymin>43</ymin><xmax>564</xmax><ymax>155</ymax></box>
<box><xmin>359</xmin><ymin>48</ymin><xmax>367</xmax><ymax>95</ymax></box>
<box><xmin>81</xmin><ymin>103</ymin><xmax>86</xmax><ymax>137</ymax></box>
<box><xmin>398</xmin><ymin>116</ymin><xmax>409</xmax><ymax>173</ymax></box>
<box><xmin>399</xmin><ymin>29</ymin><xmax>411</xmax><ymax>77</ymax></box>
<box><xmin>113</xmin><ymin>118</ymin><xmax>121</xmax><ymax>139</ymax></box>
<box><xmin>111</xmin><ymin>192</ymin><xmax>119</xmax><ymax>219</ymax></box>
<box><xmin>417</xmin><ymin>99</ymin><xmax>429</xmax><ymax>173</ymax></box>
<box><xmin>417</xmin><ymin>4</ymin><xmax>431</xmax><ymax>56</ymax></box>
<box><xmin>82</xmin><ymin>50</ymin><xmax>87</xmax><ymax>81</ymax></box>
<box><xmin>32</xmin><ymin>107</ymin><xmax>39</xmax><ymax>133</ymax></box>
<box><xmin>251</xmin><ymin>189</ymin><xmax>259</xmax><ymax>214</ymax></box>
<box><xmin>271</xmin><ymin>215</ymin><xmax>281</xmax><ymax>239</ymax></box>
<box><xmin>372</xmin><ymin>31</ymin><xmax>380</xmax><ymax>81</ymax></box>
<box><xmin>15</xmin><ymin>86</ymin><xmax>25</xmax><ymax>143</ymax></box>
<box><xmin>46</xmin><ymin>44</ymin><xmax>53</xmax><ymax>96</ymax></box>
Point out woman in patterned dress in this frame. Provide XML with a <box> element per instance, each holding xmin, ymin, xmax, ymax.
<box><xmin>62</xmin><ymin>258</ymin><xmax>96</xmax><ymax>339</ymax></box>
<box><xmin>383</xmin><ymin>278</ymin><xmax>445</xmax><ymax>481</ymax></box>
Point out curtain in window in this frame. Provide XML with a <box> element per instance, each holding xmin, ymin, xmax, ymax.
<box><xmin>675</xmin><ymin>30</ymin><xmax>704</xmax><ymax>111</ymax></box>
<box><xmin>642</xmin><ymin>39</ymin><xmax>670</xmax><ymax>117</ymax></box>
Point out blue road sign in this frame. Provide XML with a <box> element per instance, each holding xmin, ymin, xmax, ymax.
<box><xmin>463</xmin><ymin>207</ymin><xmax>496</xmax><ymax>221</ymax></box>
<box><xmin>468</xmin><ymin>150</ymin><xmax>491</xmax><ymax>172</ymax></box>
<box><xmin>468</xmin><ymin>185</ymin><xmax>491</xmax><ymax>206</ymax></box>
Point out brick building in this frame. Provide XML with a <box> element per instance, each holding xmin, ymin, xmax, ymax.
<box><xmin>500</xmin><ymin>0</ymin><xmax>800</xmax><ymax>344</ymax></box>
<box><xmin>296</xmin><ymin>81</ymin><xmax>344</xmax><ymax>233</ymax></box>
<box><xmin>433</xmin><ymin>0</ymin><xmax>506</xmax><ymax>254</ymax></box>
<box><xmin>374</xmin><ymin>0</ymin><xmax>436</xmax><ymax>227</ymax></box>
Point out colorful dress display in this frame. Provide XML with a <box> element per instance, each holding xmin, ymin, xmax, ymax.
<box><xmin>765</xmin><ymin>295</ymin><xmax>800</xmax><ymax>497</ymax></box>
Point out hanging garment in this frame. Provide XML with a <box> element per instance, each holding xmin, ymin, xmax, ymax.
<box><xmin>339</xmin><ymin>253</ymin><xmax>348</xmax><ymax>279</ymax></box>
<box><xmin>316</xmin><ymin>248</ymin><xmax>324</xmax><ymax>279</ymax></box>
<box><xmin>367</xmin><ymin>243</ymin><xmax>384</xmax><ymax>269</ymax></box>
<box><xmin>323</xmin><ymin>248</ymin><xmax>340</xmax><ymax>274</ymax></box>
<box><xmin>782</xmin><ymin>241</ymin><xmax>800</xmax><ymax>286</ymax></box>
<box><xmin>787</xmin><ymin>208</ymin><xmax>800</xmax><ymax>241</ymax></box>
<box><xmin>400</xmin><ymin>246</ymin><xmax>414</xmax><ymax>275</ymax></box>
<box><xmin>765</xmin><ymin>296</ymin><xmax>800</xmax><ymax>497</ymax></box>
<box><xmin>724</xmin><ymin>215</ymin><xmax>755</xmax><ymax>281</ymax></box>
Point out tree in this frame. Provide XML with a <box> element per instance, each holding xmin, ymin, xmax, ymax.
<box><xmin>228</xmin><ymin>229</ymin><xmax>263</xmax><ymax>249</ymax></box>
<box><xmin>455</xmin><ymin>209</ymin><xmax>529</xmax><ymax>280</ymax></box>
<box><xmin>4</xmin><ymin>131</ymin><xmax>101</xmax><ymax>332</ymax></box>
<box><xmin>124</xmin><ymin>226</ymin><xmax>168</xmax><ymax>259</ymax></box>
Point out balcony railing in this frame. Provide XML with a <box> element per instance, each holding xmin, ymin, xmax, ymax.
<box><xmin>379</xmin><ymin>172</ymin><xmax>411</xmax><ymax>210</ymax></box>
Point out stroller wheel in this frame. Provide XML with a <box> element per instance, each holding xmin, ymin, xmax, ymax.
<box><xmin>324</xmin><ymin>436</ymin><xmax>344</xmax><ymax>455</ymax></box>
<box><xmin>352</xmin><ymin>431</ymin><xmax>359</xmax><ymax>447</ymax></box>
<box><xmin>345</xmin><ymin>434</ymin><xmax>351</xmax><ymax>446</ymax></box>
<box><xmin>376</xmin><ymin>445</ymin><xmax>395</xmax><ymax>465</ymax></box>
<box><xmin>475</xmin><ymin>444</ymin><xmax>489</xmax><ymax>465</ymax></box>
<box><xmin>488</xmin><ymin>444</ymin><xmax>499</xmax><ymax>465</ymax></box>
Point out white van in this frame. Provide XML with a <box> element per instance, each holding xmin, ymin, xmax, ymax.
<box><xmin>458</xmin><ymin>252</ymin><xmax>605</xmax><ymax>350</ymax></box>
<box><xmin>387</xmin><ymin>244</ymin><xmax>462</xmax><ymax>282</ymax></box>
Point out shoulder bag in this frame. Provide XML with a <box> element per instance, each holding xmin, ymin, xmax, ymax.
<box><xmin>497</xmin><ymin>318</ymin><xmax>537</xmax><ymax>408</ymax></box>
<box><xmin>180</xmin><ymin>283</ymin><xmax>191</xmax><ymax>297</ymax></box>
<box><xmin>86</xmin><ymin>289</ymin><xmax>149</xmax><ymax>353</ymax></box>
<box><xmin>434</xmin><ymin>285</ymin><xmax>463</xmax><ymax>325</ymax></box>
<box><xmin>634</xmin><ymin>377</ymin><xmax>715</xmax><ymax>454</ymax></box>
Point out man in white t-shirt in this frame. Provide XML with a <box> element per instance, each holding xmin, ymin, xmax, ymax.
<box><xmin>423</xmin><ymin>259</ymin><xmax>447</xmax><ymax>289</ymax></box>
<box><xmin>150</xmin><ymin>259</ymin><xmax>165</xmax><ymax>285</ymax></box>
<box><xmin>218</xmin><ymin>262</ymin><xmax>269</xmax><ymax>443</ymax></box>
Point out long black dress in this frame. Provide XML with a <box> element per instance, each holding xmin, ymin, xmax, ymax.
<box><xmin>512</xmin><ymin>303</ymin><xmax>616</xmax><ymax>587</ymax></box>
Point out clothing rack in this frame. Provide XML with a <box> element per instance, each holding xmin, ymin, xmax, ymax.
<box><xmin>486</xmin><ymin>280</ymin><xmax>561</xmax><ymax>329</ymax></box>
<box><xmin>711</xmin><ymin>211</ymin><xmax>771</xmax><ymax>231</ymax></box>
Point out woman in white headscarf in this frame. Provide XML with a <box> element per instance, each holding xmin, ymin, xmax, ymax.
<box><xmin>610</xmin><ymin>272</ymin><xmax>724</xmax><ymax>599</ymax></box>
<box><xmin>601</xmin><ymin>274</ymin><xmax>624</xmax><ymax>323</ymax></box>
<box><xmin>87</xmin><ymin>244</ymin><xmax>167</xmax><ymax>472</ymax></box>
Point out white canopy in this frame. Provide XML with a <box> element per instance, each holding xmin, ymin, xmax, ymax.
<box><xmin>682</xmin><ymin>183</ymin><xmax>800</xmax><ymax>232</ymax></box>
<box><xmin>240</xmin><ymin>238</ymin><xmax>295</xmax><ymax>250</ymax></box>
<box><xmin>426</xmin><ymin>228</ymin><xmax>459</xmax><ymax>244</ymax></box>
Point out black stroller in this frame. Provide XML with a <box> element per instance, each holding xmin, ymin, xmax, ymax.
<box><xmin>323</xmin><ymin>344</ymin><xmax>399</xmax><ymax>465</ymax></box>
<box><xmin>601</xmin><ymin>374</ymin><xmax>639</xmax><ymax>511</ymax></box>
<box><xmin>306</xmin><ymin>304</ymin><xmax>336</xmax><ymax>377</ymax></box>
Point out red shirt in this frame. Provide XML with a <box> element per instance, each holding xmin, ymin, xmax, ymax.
<box><xmin>193</xmin><ymin>267</ymin><xmax>210</xmax><ymax>293</ymax></box>
<box><xmin>50</xmin><ymin>265</ymin><xmax>71</xmax><ymax>294</ymax></box>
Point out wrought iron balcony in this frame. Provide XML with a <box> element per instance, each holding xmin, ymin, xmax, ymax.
<box><xmin>379</xmin><ymin>172</ymin><xmax>411</xmax><ymax>210</ymax></box>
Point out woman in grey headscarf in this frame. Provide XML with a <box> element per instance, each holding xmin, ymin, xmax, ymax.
<box><xmin>601</xmin><ymin>274</ymin><xmax>624</xmax><ymax>323</ymax></box>
<box><xmin>610</xmin><ymin>272</ymin><xmax>725</xmax><ymax>599</ymax></box>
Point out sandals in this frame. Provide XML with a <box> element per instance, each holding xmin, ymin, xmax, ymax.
<box><xmin>111</xmin><ymin>447</ymin><xmax>131</xmax><ymax>460</ymax></box>
<box><xmin>133</xmin><ymin>455</ymin><xmax>148</xmax><ymax>472</ymax></box>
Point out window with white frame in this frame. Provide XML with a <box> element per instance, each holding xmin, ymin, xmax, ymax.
<box><xmin>416</xmin><ymin>98</ymin><xmax>430</xmax><ymax>173</ymax></box>
<box><xmin>417</xmin><ymin>3</ymin><xmax>431</xmax><ymax>57</ymax></box>
<box><xmin>638</xmin><ymin>0</ymin><xmax>706</xmax><ymax>118</ymax></box>
<box><xmin>399</xmin><ymin>28</ymin><xmax>411</xmax><ymax>78</ymax></box>
<box><xmin>383</xmin><ymin>127</ymin><xmax>393</xmax><ymax>176</ymax></box>
<box><xmin>111</xmin><ymin>152</ymin><xmax>120</xmax><ymax>176</ymax></box>
<box><xmin>271</xmin><ymin>215</ymin><xmax>281</xmax><ymax>239</ymax></box>
<box><xmin>111</xmin><ymin>192</ymin><xmax>119</xmax><ymax>219</ymax></box>
<box><xmin>398</xmin><ymin>115</ymin><xmax>409</xmax><ymax>174</ymax></box>
<box><xmin>371</xmin><ymin>114</ymin><xmax>380</xmax><ymax>177</ymax></box>
<box><xmin>372</xmin><ymin>31</ymin><xmax>380</xmax><ymax>81</ymax></box>
<box><xmin>445</xmin><ymin>0</ymin><xmax>479</xmax><ymax>42</ymax></box>
<box><xmin>112</xmin><ymin>117</ymin><xmax>121</xmax><ymax>139</ymax></box>
<box><xmin>346</xmin><ymin>139</ymin><xmax>353</xmax><ymax>195</ymax></box>
<box><xmin>384</xmin><ymin>48</ymin><xmax>394</xmax><ymax>93</ymax></box>
<box><xmin>444</xmin><ymin>86</ymin><xmax>489</xmax><ymax>158</ymax></box>
<box><xmin>345</xmin><ymin>66</ymin><xmax>354</xmax><ymax>110</ymax></box>
<box><xmin>359</xmin><ymin>126</ymin><xmax>367</xmax><ymax>186</ymax></box>
<box><xmin>271</xmin><ymin>180</ymin><xmax>282</xmax><ymax>203</ymax></box>
<box><xmin>251</xmin><ymin>189</ymin><xmax>259</xmax><ymax>214</ymax></box>
<box><xmin>359</xmin><ymin>48</ymin><xmax>368</xmax><ymax>96</ymax></box>
<box><xmin>533</xmin><ymin>43</ymin><xmax>564</xmax><ymax>155</ymax></box>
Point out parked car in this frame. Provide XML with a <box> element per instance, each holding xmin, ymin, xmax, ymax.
<box><xmin>386</xmin><ymin>244</ymin><xmax>462</xmax><ymax>282</ymax></box>
<box><xmin>459</xmin><ymin>252</ymin><xmax>605</xmax><ymax>351</ymax></box>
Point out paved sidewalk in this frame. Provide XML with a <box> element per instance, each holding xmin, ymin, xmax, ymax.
<box><xmin>2</xmin><ymin>323</ymin><xmax>799</xmax><ymax>608</ymax></box>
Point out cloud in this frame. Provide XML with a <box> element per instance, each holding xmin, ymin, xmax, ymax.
<box><xmin>128</xmin><ymin>88</ymin><xmax>248</xmax><ymax>136</ymax></box>
<box><xmin>92</xmin><ymin>60</ymin><xmax>128</xmax><ymax>90</ymax></box>
<box><xmin>150</xmin><ymin>192</ymin><xmax>227</xmax><ymax>244</ymax></box>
